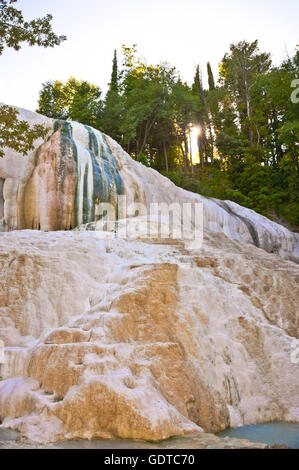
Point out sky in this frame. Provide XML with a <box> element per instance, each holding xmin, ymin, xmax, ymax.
<box><xmin>0</xmin><ymin>0</ymin><xmax>298</xmax><ymax>111</ymax></box>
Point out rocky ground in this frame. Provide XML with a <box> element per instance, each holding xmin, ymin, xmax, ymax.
<box><xmin>0</xmin><ymin>428</ymin><xmax>267</xmax><ymax>449</ymax></box>
<box><xmin>0</xmin><ymin>226</ymin><xmax>298</xmax><ymax>444</ymax></box>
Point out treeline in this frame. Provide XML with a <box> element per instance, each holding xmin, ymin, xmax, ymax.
<box><xmin>37</xmin><ymin>41</ymin><xmax>299</xmax><ymax>228</ymax></box>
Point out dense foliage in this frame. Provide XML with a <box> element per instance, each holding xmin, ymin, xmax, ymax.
<box><xmin>0</xmin><ymin>0</ymin><xmax>66</xmax><ymax>54</ymax></box>
<box><xmin>0</xmin><ymin>0</ymin><xmax>66</xmax><ymax>157</ymax></box>
<box><xmin>38</xmin><ymin>41</ymin><xmax>298</xmax><ymax>228</ymax></box>
<box><xmin>0</xmin><ymin>104</ymin><xmax>49</xmax><ymax>157</ymax></box>
<box><xmin>37</xmin><ymin>78</ymin><xmax>102</xmax><ymax>128</ymax></box>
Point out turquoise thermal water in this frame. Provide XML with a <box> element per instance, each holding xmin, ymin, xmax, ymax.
<box><xmin>218</xmin><ymin>422</ymin><xmax>299</xmax><ymax>448</ymax></box>
<box><xmin>54</xmin><ymin>120</ymin><xmax>124</xmax><ymax>226</ymax></box>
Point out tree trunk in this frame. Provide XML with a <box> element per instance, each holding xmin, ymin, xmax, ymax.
<box><xmin>138</xmin><ymin>117</ymin><xmax>155</xmax><ymax>157</ymax></box>
<box><xmin>184</xmin><ymin>133</ymin><xmax>190</xmax><ymax>170</ymax></box>
<box><xmin>163</xmin><ymin>141</ymin><xmax>169</xmax><ymax>173</ymax></box>
<box><xmin>180</xmin><ymin>143</ymin><xmax>187</xmax><ymax>170</ymax></box>
<box><xmin>173</xmin><ymin>123</ymin><xmax>183</xmax><ymax>171</ymax></box>
<box><xmin>189</xmin><ymin>131</ymin><xmax>194</xmax><ymax>174</ymax></box>
<box><xmin>208</xmin><ymin>117</ymin><xmax>214</xmax><ymax>164</ymax></box>
<box><xmin>198</xmin><ymin>135</ymin><xmax>205</xmax><ymax>169</ymax></box>
<box><xmin>244</xmin><ymin>74</ymin><xmax>254</xmax><ymax>146</ymax></box>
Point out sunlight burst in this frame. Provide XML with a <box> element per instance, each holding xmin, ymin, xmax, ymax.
<box><xmin>189</xmin><ymin>126</ymin><xmax>200</xmax><ymax>165</ymax></box>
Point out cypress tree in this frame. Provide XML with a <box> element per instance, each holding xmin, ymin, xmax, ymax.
<box><xmin>102</xmin><ymin>49</ymin><xmax>122</xmax><ymax>142</ymax></box>
<box><xmin>110</xmin><ymin>49</ymin><xmax>119</xmax><ymax>92</ymax></box>
<box><xmin>207</xmin><ymin>62</ymin><xmax>215</xmax><ymax>91</ymax></box>
<box><xmin>193</xmin><ymin>65</ymin><xmax>205</xmax><ymax>102</ymax></box>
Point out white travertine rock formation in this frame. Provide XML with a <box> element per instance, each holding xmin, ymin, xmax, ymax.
<box><xmin>0</xmin><ymin>228</ymin><xmax>298</xmax><ymax>443</ymax></box>
<box><xmin>0</xmin><ymin>103</ymin><xmax>298</xmax><ymax>262</ymax></box>
<box><xmin>0</xmin><ymin>104</ymin><xmax>298</xmax><ymax>444</ymax></box>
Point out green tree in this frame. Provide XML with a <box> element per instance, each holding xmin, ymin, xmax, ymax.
<box><xmin>0</xmin><ymin>0</ymin><xmax>66</xmax><ymax>157</ymax></box>
<box><xmin>120</xmin><ymin>45</ymin><xmax>177</xmax><ymax>160</ymax></box>
<box><xmin>192</xmin><ymin>66</ymin><xmax>208</xmax><ymax>167</ymax></box>
<box><xmin>101</xmin><ymin>50</ymin><xmax>123</xmax><ymax>142</ymax></box>
<box><xmin>0</xmin><ymin>104</ymin><xmax>49</xmax><ymax>157</ymax></box>
<box><xmin>207</xmin><ymin>62</ymin><xmax>215</xmax><ymax>91</ymax></box>
<box><xmin>110</xmin><ymin>49</ymin><xmax>119</xmax><ymax>92</ymax></box>
<box><xmin>171</xmin><ymin>78</ymin><xmax>197</xmax><ymax>169</ymax></box>
<box><xmin>0</xmin><ymin>0</ymin><xmax>66</xmax><ymax>54</ymax></box>
<box><xmin>220</xmin><ymin>40</ymin><xmax>271</xmax><ymax>145</ymax></box>
<box><xmin>37</xmin><ymin>78</ymin><xmax>103</xmax><ymax>128</ymax></box>
<box><xmin>36</xmin><ymin>80</ymin><xmax>68</xmax><ymax>119</ymax></box>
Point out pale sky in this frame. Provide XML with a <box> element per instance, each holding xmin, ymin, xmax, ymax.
<box><xmin>0</xmin><ymin>0</ymin><xmax>298</xmax><ymax>111</ymax></box>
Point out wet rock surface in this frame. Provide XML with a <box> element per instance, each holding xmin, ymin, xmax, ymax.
<box><xmin>0</xmin><ymin>230</ymin><xmax>298</xmax><ymax>443</ymax></box>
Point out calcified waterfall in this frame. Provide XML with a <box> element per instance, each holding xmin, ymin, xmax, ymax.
<box><xmin>16</xmin><ymin>120</ymin><xmax>124</xmax><ymax>231</ymax></box>
<box><xmin>0</xmin><ymin>105</ymin><xmax>298</xmax><ymax>446</ymax></box>
<box><xmin>0</xmin><ymin>104</ymin><xmax>298</xmax><ymax>262</ymax></box>
<box><xmin>56</xmin><ymin>120</ymin><xmax>124</xmax><ymax>226</ymax></box>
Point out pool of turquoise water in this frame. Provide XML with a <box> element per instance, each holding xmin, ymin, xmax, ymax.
<box><xmin>218</xmin><ymin>422</ymin><xmax>299</xmax><ymax>448</ymax></box>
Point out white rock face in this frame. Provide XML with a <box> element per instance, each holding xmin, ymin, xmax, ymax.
<box><xmin>0</xmin><ymin>104</ymin><xmax>53</xmax><ymax>231</ymax></box>
<box><xmin>0</xmin><ymin>103</ymin><xmax>298</xmax><ymax>261</ymax></box>
<box><xmin>0</xmin><ymin>228</ymin><xmax>298</xmax><ymax>443</ymax></box>
<box><xmin>0</xmin><ymin>104</ymin><xmax>298</xmax><ymax>444</ymax></box>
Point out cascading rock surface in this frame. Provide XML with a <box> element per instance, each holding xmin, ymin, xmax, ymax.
<box><xmin>0</xmin><ymin>104</ymin><xmax>298</xmax><ymax>262</ymax></box>
<box><xmin>0</xmin><ymin>104</ymin><xmax>298</xmax><ymax>445</ymax></box>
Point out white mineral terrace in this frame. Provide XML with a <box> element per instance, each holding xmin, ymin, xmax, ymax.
<box><xmin>0</xmin><ymin>105</ymin><xmax>298</xmax><ymax>445</ymax></box>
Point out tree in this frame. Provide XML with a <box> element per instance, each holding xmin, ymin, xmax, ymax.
<box><xmin>0</xmin><ymin>0</ymin><xmax>66</xmax><ymax>157</ymax></box>
<box><xmin>120</xmin><ymin>45</ymin><xmax>177</xmax><ymax>160</ymax></box>
<box><xmin>97</xmin><ymin>43</ymin><xmax>298</xmax><ymax>229</ymax></box>
<box><xmin>101</xmin><ymin>50</ymin><xmax>123</xmax><ymax>142</ymax></box>
<box><xmin>37</xmin><ymin>78</ymin><xmax>103</xmax><ymax>128</ymax></box>
<box><xmin>0</xmin><ymin>104</ymin><xmax>49</xmax><ymax>157</ymax></box>
<box><xmin>36</xmin><ymin>80</ymin><xmax>68</xmax><ymax>119</ymax></box>
<box><xmin>0</xmin><ymin>0</ymin><xmax>66</xmax><ymax>54</ymax></box>
<box><xmin>171</xmin><ymin>78</ymin><xmax>197</xmax><ymax>169</ymax></box>
<box><xmin>207</xmin><ymin>62</ymin><xmax>215</xmax><ymax>91</ymax></box>
<box><xmin>192</xmin><ymin>65</ymin><xmax>208</xmax><ymax>166</ymax></box>
<box><xmin>220</xmin><ymin>40</ymin><xmax>271</xmax><ymax>145</ymax></box>
<box><xmin>69</xmin><ymin>80</ymin><xmax>102</xmax><ymax>127</ymax></box>
<box><xmin>110</xmin><ymin>49</ymin><xmax>119</xmax><ymax>92</ymax></box>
